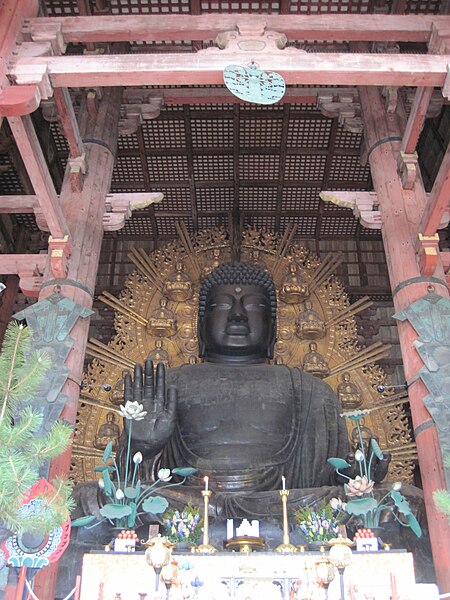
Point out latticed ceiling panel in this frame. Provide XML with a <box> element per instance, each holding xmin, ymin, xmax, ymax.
<box><xmin>280</xmin><ymin>214</ymin><xmax>318</xmax><ymax>236</ymax></box>
<box><xmin>157</xmin><ymin>215</ymin><xmax>193</xmax><ymax>236</ymax></box>
<box><xmin>49</xmin><ymin>123</ymin><xmax>69</xmax><ymax>154</ymax></box>
<box><xmin>197</xmin><ymin>214</ymin><xmax>226</xmax><ymax>229</ymax></box>
<box><xmin>193</xmin><ymin>155</ymin><xmax>234</xmax><ymax>180</ymax></box>
<box><xmin>239</xmin><ymin>155</ymin><xmax>281</xmax><ymax>180</ymax></box>
<box><xmin>153</xmin><ymin>187</ymin><xmax>193</xmax><ymax>212</ymax></box>
<box><xmin>284</xmin><ymin>154</ymin><xmax>328</xmax><ymax>181</ymax></box>
<box><xmin>239</xmin><ymin>187</ymin><xmax>278</xmax><ymax>211</ymax></box>
<box><xmin>240</xmin><ymin>119</ymin><xmax>284</xmax><ymax>148</ymax></box>
<box><xmin>334</xmin><ymin>128</ymin><xmax>364</xmax><ymax>151</ymax></box>
<box><xmin>248</xmin><ymin>215</ymin><xmax>277</xmax><ymax>230</ymax></box>
<box><xmin>196</xmin><ymin>187</ymin><xmax>234</xmax><ymax>211</ymax></box>
<box><xmin>0</xmin><ymin>156</ymin><xmax>24</xmax><ymax>194</ymax></box>
<box><xmin>288</xmin><ymin>0</ymin><xmax>373</xmax><ymax>12</ymax></box>
<box><xmin>43</xmin><ymin>0</ymin><xmax>441</xmax><ymax>18</ymax></box>
<box><xmin>120</xmin><ymin>216</ymin><xmax>154</xmax><ymax>237</ymax></box>
<box><xmin>117</xmin><ymin>135</ymin><xmax>140</xmax><ymax>152</ymax></box>
<box><xmin>286</xmin><ymin>118</ymin><xmax>333</xmax><ymax>149</ymax></box>
<box><xmin>321</xmin><ymin>215</ymin><xmax>359</xmax><ymax>236</ymax></box>
<box><xmin>329</xmin><ymin>155</ymin><xmax>371</xmax><ymax>183</ymax></box>
<box><xmin>112</xmin><ymin>156</ymin><xmax>145</xmax><ymax>185</ymax></box>
<box><xmin>281</xmin><ymin>187</ymin><xmax>321</xmax><ymax>212</ymax></box>
<box><xmin>142</xmin><ymin>119</ymin><xmax>187</xmax><ymax>150</ymax></box>
<box><xmin>191</xmin><ymin>118</ymin><xmax>234</xmax><ymax>149</ymax></box>
<box><xmin>147</xmin><ymin>155</ymin><xmax>190</xmax><ymax>181</ymax></box>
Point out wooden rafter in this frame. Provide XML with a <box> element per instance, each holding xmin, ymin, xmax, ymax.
<box><xmin>24</xmin><ymin>14</ymin><xmax>446</xmax><ymax>44</ymax></box>
<box><xmin>10</xmin><ymin>52</ymin><xmax>450</xmax><ymax>89</ymax></box>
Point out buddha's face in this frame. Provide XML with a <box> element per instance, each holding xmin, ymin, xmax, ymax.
<box><xmin>200</xmin><ymin>284</ymin><xmax>274</xmax><ymax>363</ymax></box>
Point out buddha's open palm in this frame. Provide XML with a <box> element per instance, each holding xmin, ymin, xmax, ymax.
<box><xmin>123</xmin><ymin>360</ymin><xmax>177</xmax><ymax>455</ymax></box>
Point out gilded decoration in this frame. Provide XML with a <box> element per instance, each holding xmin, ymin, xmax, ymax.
<box><xmin>73</xmin><ymin>226</ymin><xmax>415</xmax><ymax>484</ymax></box>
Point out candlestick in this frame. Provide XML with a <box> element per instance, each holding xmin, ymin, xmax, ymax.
<box><xmin>275</xmin><ymin>489</ymin><xmax>298</xmax><ymax>553</ymax></box>
<box><xmin>194</xmin><ymin>490</ymin><xmax>217</xmax><ymax>553</ymax></box>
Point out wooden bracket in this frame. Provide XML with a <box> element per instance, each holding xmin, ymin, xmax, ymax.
<box><xmin>25</xmin><ymin>21</ymin><xmax>67</xmax><ymax>55</ymax></box>
<box><xmin>381</xmin><ymin>86</ymin><xmax>398</xmax><ymax>114</ymax></box>
<box><xmin>397</xmin><ymin>151</ymin><xmax>418</xmax><ymax>190</ymax></box>
<box><xmin>0</xmin><ymin>85</ymin><xmax>41</xmax><ymax>117</ymax></box>
<box><xmin>18</xmin><ymin>274</ymin><xmax>44</xmax><ymax>298</ymax></box>
<box><xmin>214</xmin><ymin>26</ymin><xmax>297</xmax><ymax>54</ymax></box>
<box><xmin>48</xmin><ymin>235</ymin><xmax>72</xmax><ymax>279</ymax></box>
<box><xmin>86</xmin><ymin>89</ymin><xmax>99</xmax><ymax>118</ymax></box>
<box><xmin>119</xmin><ymin>97</ymin><xmax>163</xmax><ymax>136</ymax></box>
<box><xmin>103</xmin><ymin>192</ymin><xmax>164</xmax><ymax>231</ymax></box>
<box><xmin>317</xmin><ymin>92</ymin><xmax>362</xmax><ymax>134</ymax></box>
<box><xmin>416</xmin><ymin>233</ymin><xmax>440</xmax><ymax>277</ymax></box>
<box><xmin>68</xmin><ymin>153</ymin><xmax>87</xmax><ymax>193</ymax></box>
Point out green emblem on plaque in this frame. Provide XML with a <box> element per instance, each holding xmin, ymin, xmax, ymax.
<box><xmin>223</xmin><ymin>63</ymin><xmax>286</xmax><ymax>105</ymax></box>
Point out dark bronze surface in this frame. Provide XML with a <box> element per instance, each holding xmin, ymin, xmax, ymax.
<box><xmin>122</xmin><ymin>263</ymin><xmax>349</xmax><ymax>494</ymax></box>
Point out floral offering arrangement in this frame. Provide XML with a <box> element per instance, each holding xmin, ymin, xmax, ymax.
<box><xmin>71</xmin><ymin>400</ymin><xmax>197</xmax><ymax>530</ymax></box>
<box><xmin>295</xmin><ymin>498</ymin><xmax>344</xmax><ymax>544</ymax></box>
<box><xmin>328</xmin><ymin>409</ymin><xmax>422</xmax><ymax>537</ymax></box>
<box><xmin>163</xmin><ymin>503</ymin><xmax>203</xmax><ymax>545</ymax></box>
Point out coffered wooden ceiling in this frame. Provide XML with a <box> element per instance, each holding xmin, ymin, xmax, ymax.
<box><xmin>0</xmin><ymin>0</ymin><xmax>449</xmax><ymax>257</ymax></box>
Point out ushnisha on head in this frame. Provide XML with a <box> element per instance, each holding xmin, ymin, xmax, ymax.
<box><xmin>198</xmin><ymin>262</ymin><xmax>277</xmax><ymax>363</ymax></box>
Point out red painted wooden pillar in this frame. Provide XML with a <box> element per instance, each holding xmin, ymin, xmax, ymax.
<box><xmin>359</xmin><ymin>85</ymin><xmax>450</xmax><ymax>593</ymax></box>
<box><xmin>31</xmin><ymin>87</ymin><xmax>122</xmax><ymax>600</ymax></box>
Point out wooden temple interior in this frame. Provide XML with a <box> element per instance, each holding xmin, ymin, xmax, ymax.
<box><xmin>1</xmin><ymin>0</ymin><xmax>450</xmax><ymax>597</ymax></box>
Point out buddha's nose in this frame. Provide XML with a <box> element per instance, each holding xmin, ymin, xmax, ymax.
<box><xmin>228</xmin><ymin>303</ymin><xmax>248</xmax><ymax>323</ymax></box>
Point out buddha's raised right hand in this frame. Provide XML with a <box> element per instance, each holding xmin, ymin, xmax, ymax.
<box><xmin>123</xmin><ymin>360</ymin><xmax>177</xmax><ymax>456</ymax></box>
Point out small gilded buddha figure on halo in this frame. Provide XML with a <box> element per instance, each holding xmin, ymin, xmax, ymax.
<box><xmin>279</xmin><ymin>262</ymin><xmax>309</xmax><ymax>304</ymax></box>
<box><xmin>93</xmin><ymin>411</ymin><xmax>121</xmax><ymax>452</ymax></box>
<box><xmin>302</xmin><ymin>341</ymin><xmax>330</xmax><ymax>379</ymax></box>
<box><xmin>295</xmin><ymin>299</ymin><xmax>326</xmax><ymax>340</ymax></box>
<box><xmin>336</xmin><ymin>371</ymin><xmax>363</xmax><ymax>410</ymax></box>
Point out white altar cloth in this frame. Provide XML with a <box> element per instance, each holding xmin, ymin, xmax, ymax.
<box><xmin>80</xmin><ymin>550</ymin><xmax>419</xmax><ymax>600</ymax></box>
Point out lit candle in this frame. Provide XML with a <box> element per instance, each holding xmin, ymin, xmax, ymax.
<box><xmin>281</xmin><ymin>475</ymin><xmax>286</xmax><ymax>490</ymax></box>
<box><xmin>204</xmin><ymin>476</ymin><xmax>209</xmax><ymax>492</ymax></box>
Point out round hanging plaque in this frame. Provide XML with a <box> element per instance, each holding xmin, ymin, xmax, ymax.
<box><xmin>223</xmin><ymin>63</ymin><xmax>286</xmax><ymax>105</ymax></box>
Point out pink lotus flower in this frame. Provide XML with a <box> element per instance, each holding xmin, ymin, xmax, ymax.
<box><xmin>344</xmin><ymin>475</ymin><xmax>374</xmax><ymax>497</ymax></box>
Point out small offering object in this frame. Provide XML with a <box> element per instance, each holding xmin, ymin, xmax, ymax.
<box><xmin>354</xmin><ymin>529</ymin><xmax>379</xmax><ymax>552</ymax></box>
<box><xmin>114</xmin><ymin>530</ymin><xmax>138</xmax><ymax>552</ymax></box>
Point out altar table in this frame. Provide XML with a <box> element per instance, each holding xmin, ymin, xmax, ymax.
<box><xmin>80</xmin><ymin>550</ymin><xmax>420</xmax><ymax>600</ymax></box>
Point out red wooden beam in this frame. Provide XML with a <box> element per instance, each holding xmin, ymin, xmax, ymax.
<box><xmin>10</xmin><ymin>52</ymin><xmax>450</xmax><ymax>88</ymax></box>
<box><xmin>24</xmin><ymin>14</ymin><xmax>446</xmax><ymax>44</ymax></box>
<box><xmin>125</xmin><ymin>86</ymin><xmax>360</xmax><ymax>106</ymax></box>
<box><xmin>0</xmin><ymin>253</ymin><xmax>47</xmax><ymax>274</ymax></box>
<box><xmin>400</xmin><ymin>87</ymin><xmax>434</xmax><ymax>155</ymax></box>
<box><xmin>0</xmin><ymin>0</ymin><xmax>39</xmax><ymax>128</ymax></box>
<box><xmin>7</xmin><ymin>115</ymin><xmax>69</xmax><ymax>240</ymax></box>
<box><xmin>0</xmin><ymin>195</ymin><xmax>36</xmax><ymax>212</ymax></box>
<box><xmin>419</xmin><ymin>141</ymin><xmax>450</xmax><ymax>236</ymax></box>
<box><xmin>53</xmin><ymin>87</ymin><xmax>85</xmax><ymax>158</ymax></box>
<box><xmin>0</xmin><ymin>84</ymin><xmax>41</xmax><ymax>116</ymax></box>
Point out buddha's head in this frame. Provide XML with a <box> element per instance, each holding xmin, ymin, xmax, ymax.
<box><xmin>198</xmin><ymin>262</ymin><xmax>277</xmax><ymax>363</ymax></box>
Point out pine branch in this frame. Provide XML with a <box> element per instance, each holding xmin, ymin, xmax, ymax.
<box><xmin>0</xmin><ymin>323</ymin><xmax>27</xmax><ymax>427</ymax></box>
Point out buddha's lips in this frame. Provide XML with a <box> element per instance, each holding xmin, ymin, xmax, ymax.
<box><xmin>225</xmin><ymin>323</ymin><xmax>250</xmax><ymax>335</ymax></box>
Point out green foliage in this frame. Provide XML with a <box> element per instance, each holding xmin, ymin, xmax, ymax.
<box><xmin>433</xmin><ymin>454</ymin><xmax>450</xmax><ymax>524</ymax></box>
<box><xmin>0</xmin><ymin>322</ymin><xmax>74</xmax><ymax>535</ymax></box>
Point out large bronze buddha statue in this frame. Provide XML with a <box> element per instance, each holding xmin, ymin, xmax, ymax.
<box><xmin>122</xmin><ymin>262</ymin><xmax>349</xmax><ymax>495</ymax></box>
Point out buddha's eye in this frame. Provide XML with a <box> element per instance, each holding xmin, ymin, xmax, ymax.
<box><xmin>208</xmin><ymin>300</ymin><xmax>232</xmax><ymax>309</ymax></box>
